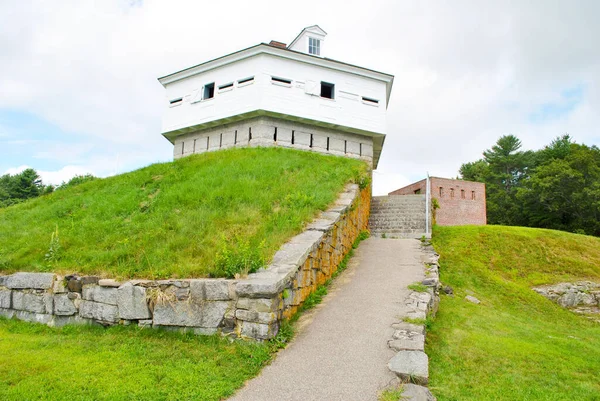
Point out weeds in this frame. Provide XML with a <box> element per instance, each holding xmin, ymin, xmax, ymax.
<box><xmin>408</xmin><ymin>283</ymin><xmax>429</xmax><ymax>293</ymax></box>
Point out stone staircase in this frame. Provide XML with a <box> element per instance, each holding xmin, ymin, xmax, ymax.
<box><xmin>369</xmin><ymin>195</ymin><xmax>429</xmax><ymax>239</ymax></box>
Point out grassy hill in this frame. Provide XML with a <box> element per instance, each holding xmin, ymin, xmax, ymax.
<box><xmin>429</xmin><ymin>225</ymin><xmax>600</xmax><ymax>400</ymax></box>
<box><xmin>0</xmin><ymin>147</ymin><xmax>367</xmax><ymax>279</ymax></box>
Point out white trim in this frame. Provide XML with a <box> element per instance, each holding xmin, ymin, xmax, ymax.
<box><xmin>158</xmin><ymin>45</ymin><xmax>393</xmax><ymax>106</ymax></box>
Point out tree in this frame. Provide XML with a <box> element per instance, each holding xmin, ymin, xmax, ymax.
<box><xmin>0</xmin><ymin>168</ymin><xmax>53</xmax><ymax>208</ymax></box>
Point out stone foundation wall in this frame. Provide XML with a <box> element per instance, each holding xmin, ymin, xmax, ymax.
<box><xmin>0</xmin><ymin>183</ymin><xmax>370</xmax><ymax>340</ymax></box>
<box><xmin>172</xmin><ymin>117</ymin><xmax>375</xmax><ymax>167</ymax></box>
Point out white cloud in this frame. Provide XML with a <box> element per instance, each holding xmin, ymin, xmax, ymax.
<box><xmin>1</xmin><ymin>0</ymin><xmax>599</xmax><ymax>195</ymax></box>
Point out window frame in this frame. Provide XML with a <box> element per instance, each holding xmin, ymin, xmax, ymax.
<box><xmin>308</xmin><ymin>37</ymin><xmax>321</xmax><ymax>56</ymax></box>
<box><xmin>202</xmin><ymin>82</ymin><xmax>215</xmax><ymax>100</ymax></box>
<box><xmin>320</xmin><ymin>81</ymin><xmax>335</xmax><ymax>99</ymax></box>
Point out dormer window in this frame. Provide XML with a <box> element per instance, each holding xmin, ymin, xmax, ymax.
<box><xmin>308</xmin><ymin>37</ymin><xmax>321</xmax><ymax>56</ymax></box>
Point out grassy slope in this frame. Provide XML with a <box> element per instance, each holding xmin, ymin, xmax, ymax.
<box><xmin>0</xmin><ymin>318</ymin><xmax>272</xmax><ymax>401</ymax></box>
<box><xmin>429</xmin><ymin>225</ymin><xmax>600</xmax><ymax>401</ymax></box>
<box><xmin>0</xmin><ymin>147</ymin><xmax>366</xmax><ymax>279</ymax></box>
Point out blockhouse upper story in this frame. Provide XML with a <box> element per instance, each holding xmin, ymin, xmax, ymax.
<box><xmin>157</xmin><ymin>26</ymin><xmax>394</xmax><ymax>168</ymax></box>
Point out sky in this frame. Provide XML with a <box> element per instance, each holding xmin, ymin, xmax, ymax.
<box><xmin>1</xmin><ymin>0</ymin><xmax>599</xmax><ymax>195</ymax></box>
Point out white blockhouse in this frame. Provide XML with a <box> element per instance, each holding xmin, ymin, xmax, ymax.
<box><xmin>158</xmin><ymin>25</ymin><xmax>394</xmax><ymax>168</ymax></box>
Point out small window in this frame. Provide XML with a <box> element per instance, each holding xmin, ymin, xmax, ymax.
<box><xmin>169</xmin><ymin>97</ymin><xmax>183</xmax><ymax>105</ymax></box>
<box><xmin>272</xmin><ymin>76</ymin><xmax>292</xmax><ymax>85</ymax></box>
<box><xmin>237</xmin><ymin>76</ymin><xmax>254</xmax><ymax>85</ymax></box>
<box><xmin>461</xmin><ymin>189</ymin><xmax>465</xmax><ymax>199</ymax></box>
<box><xmin>218</xmin><ymin>82</ymin><xmax>234</xmax><ymax>90</ymax></box>
<box><xmin>203</xmin><ymin>83</ymin><xmax>215</xmax><ymax>100</ymax></box>
<box><xmin>308</xmin><ymin>37</ymin><xmax>321</xmax><ymax>56</ymax></box>
<box><xmin>321</xmin><ymin>82</ymin><xmax>335</xmax><ymax>99</ymax></box>
<box><xmin>450</xmin><ymin>188</ymin><xmax>455</xmax><ymax>199</ymax></box>
<box><xmin>471</xmin><ymin>191</ymin><xmax>476</xmax><ymax>200</ymax></box>
<box><xmin>439</xmin><ymin>187</ymin><xmax>444</xmax><ymax>197</ymax></box>
<box><xmin>362</xmin><ymin>96</ymin><xmax>379</xmax><ymax>104</ymax></box>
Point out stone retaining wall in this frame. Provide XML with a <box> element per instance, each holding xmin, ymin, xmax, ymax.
<box><xmin>0</xmin><ymin>183</ymin><xmax>370</xmax><ymax>340</ymax></box>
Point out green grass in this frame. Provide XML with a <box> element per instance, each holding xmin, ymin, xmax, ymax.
<box><xmin>0</xmin><ymin>317</ymin><xmax>273</xmax><ymax>401</ymax></box>
<box><xmin>0</xmin><ymin>147</ymin><xmax>367</xmax><ymax>279</ymax></box>
<box><xmin>428</xmin><ymin>225</ymin><xmax>600</xmax><ymax>400</ymax></box>
<box><xmin>407</xmin><ymin>282</ymin><xmax>429</xmax><ymax>293</ymax></box>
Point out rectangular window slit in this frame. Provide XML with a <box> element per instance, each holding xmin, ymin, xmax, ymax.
<box><xmin>193</xmin><ymin>139</ymin><xmax>196</xmax><ymax>153</ymax></box>
<box><xmin>203</xmin><ymin>83</ymin><xmax>215</xmax><ymax>99</ymax></box>
<box><xmin>326</xmin><ymin>137</ymin><xmax>329</xmax><ymax>151</ymax></box>
<box><xmin>170</xmin><ymin>98</ymin><xmax>183</xmax><ymax>105</ymax></box>
<box><xmin>362</xmin><ymin>97</ymin><xmax>379</xmax><ymax>104</ymax></box>
<box><xmin>471</xmin><ymin>191</ymin><xmax>476</xmax><ymax>200</ymax></box>
<box><xmin>450</xmin><ymin>188</ymin><xmax>455</xmax><ymax>199</ymax></box>
<box><xmin>344</xmin><ymin>140</ymin><xmax>347</xmax><ymax>154</ymax></box>
<box><xmin>310</xmin><ymin>134</ymin><xmax>313</xmax><ymax>148</ymax></box>
<box><xmin>220</xmin><ymin>133</ymin><xmax>223</xmax><ymax>148</ymax></box>
<box><xmin>234</xmin><ymin>130</ymin><xmax>237</xmax><ymax>145</ymax></box>
<box><xmin>461</xmin><ymin>189</ymin><xmax>465</xmax><ymax>199</ymax></box>
<box><xmin>249</xmin><ymin>127</ymin><xmax>252</xmax><ymax>141</ymax></box>
<box><xmin>274</xmin><ymin>127</ymin><xmax>277</xmax><ymax>142</ymax></box>
<box><xmin>291</xmin><ymin>130</ymin><xmax>295</xmax><ymax>145</ymax></box>
<box><xmin>218</xmin><ymin>82</ymin><xmax>233</xmax><ymax>90</ymax></box>
<box><xmin>237</xmin><ymin>76</ymin><xmax>254</xmax><ymax>84</ymax></box>
<box><xmin>206</xmin><ymin>137</ymin><xmax>209</xmax><ymax>150</ymax></box>
<box><xmin>439</xmin><ymin>187</ymin><xmax>443</xmax><ymax>197</ymax></box>
<box><xmin>271</xmin><ymin>76</ymin><xmax>292</xmax><ymax>84</ymax></box>
<box><xmin>181</xmin><ymin>141</ymin><xmax>185</xmax><ymax>155</ymax></box>
<box><xmin>360</xmin><ymin>143</ymin><xmax>362</xmax><ymax>156</ymax></box>
<box><xmin>321</xmin><ymin>82</ymin><xmax>335</xmax><ymax>99</ymax></box>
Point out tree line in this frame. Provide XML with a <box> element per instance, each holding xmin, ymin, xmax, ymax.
<box><xmin>460</xmin><ymin>134</ymin><xmax>600</xmax><ymax>236</ymax></box>
<box><xmin>0</xmin><ymin>169</ymin><xmax>96</xmax><ymax>208</ymax></box>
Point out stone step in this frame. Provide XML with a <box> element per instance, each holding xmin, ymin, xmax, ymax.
<box><xmin>370</xmin><ymin>207</ymin><xmax>426</xmax><ymax>212</ymax></box>
<box><xmin>369</xmin><ymin>214</ymin><xmax>427</xmax><ymax>219</ymax></box>
<box><xmin>369</xmin><ymin>225</ymin><xmax>426</xmax><ymax>230</ymax></box>
<box><xmin>370</xmin><ymin>228</ymin><xmax>428</xmax><ymax>234</ymax></box>
<box><xmin>371</xmin><ymin>200</ymin><xmax>426</xmax><ymax>206</ymax></box>
<box><xmin>370</xmin><ymin>232</ymin><xmax>428</xmax><ymax>239</ymax></box>
<box><xmin>369</xmin><ymin>220</ymin><xmax>427</xmax><ymax>226</ymax></box>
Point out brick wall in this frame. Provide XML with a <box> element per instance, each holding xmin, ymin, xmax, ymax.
<box><xmin>389</xmin><ymin>177</ymin><xmax>486</xmax><ymax>226</ymax></box>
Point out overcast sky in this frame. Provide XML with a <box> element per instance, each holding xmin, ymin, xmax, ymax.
<box><xmin>1</xmin><ymin>0</ymin><xmax>599</xmax><ymax>195</ymax></box>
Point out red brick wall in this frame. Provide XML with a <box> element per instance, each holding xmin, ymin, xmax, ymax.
<box><xmin>389</xmin><ymin>179</ymin><xmax>427</xmax><ymax>196</ymax></box>
<box><xmin>388</xmin><ymin>177</ymin><xmax>486</xmax><ymax>226</ymax></box>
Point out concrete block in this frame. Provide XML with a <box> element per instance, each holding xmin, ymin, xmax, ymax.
<box><xmin>6</xmin><ymin>273</ymin><xmax>55</xmax><ymax>289</ymax></box>
<box><xmin>236</xmin><ymin>297</ymin><xmax>279</xmax><ymax>313</ymax></box>
<box><xmin>239</xmin><ymin>321</ymin><xmax>279</xmax><ymax>340</ymax></box>
<box><xmin>0</xmin><ymin>288</ymin><xmax>11</xmax><ymax>308</ymax></box>
<box><xmin>117</xmin><ymin>283</ymin><xmax>151</xmax><ymax>320</ymax></box>
<box><xmin>401</xmin><ymin>383</ymin><xmax>436</xmax><ymax>401</ymax></box>
<box><xmin>12</xmin><ymin>291</ymin><xmax>53</xmax><ymax>314</ymax></box>
<box><xmin>98</xmin><ymin>279</ymin><xmax>122</xmax><ymax>288</ymax></box>
<box><xmin>294</xmin><ymin>131</ymin><xmax>311</xmax><ymax>147</ymax></box>
<box><xmin>346</xmin><ymin>140</ymin><xmax>361</xmax><ymax>156</ymax></box>
<box><xmin>190</xmin><ymin>280</ymin><xmax>231</xmax><ymax>301</ymax></box>
<box><xmin>13</xmin><ymin>310</ymin><xmax>54</xmax><ymax>325</ymax></box>
<box><xmin>235</xmin><ymin>309</ymin><xmax>277</xmax><ymax>324</ymax></box>
<box><xmin>153</xmin><ymin>300</ymin><xmax>229</xmax><ymax>328</ymax></box>
<box><xmin>54</xmin><ymin>293</ymin><xmax>78</xmax><ymax>316</ymax></box>
<box><xmin>82</xmin><ymin>286</ymin><xmax>118</xmax><ymax>305</ymax></box>
<box><xmin>79</xmin><ymin>300</ymin><xmax>119</xmax><ymax>323</ymax></box>
<box><xmin>51</xmin><ymin>315</ymin><xmax>90</xmax><ymax>328</ymax></box>
<box><xmin>236</xmin><ymin>277</ymin><xmax>286</xmax><ymax>299</ymax></box>
<box><xmin>329</xmin><ymin>138</ymin><xmax>345</xmax><ymax>153</ymax></box>
<box><xmin>388</xmin><ymin>351</ymin><xmax>429</xmax><ymax>385</ymax></box>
